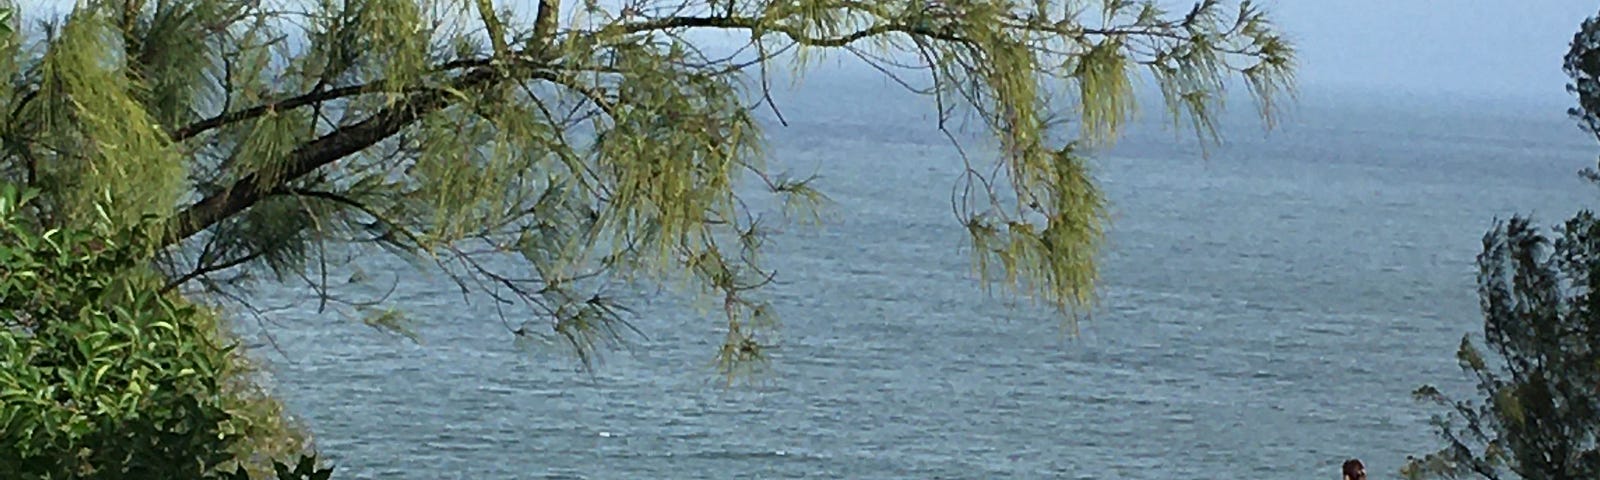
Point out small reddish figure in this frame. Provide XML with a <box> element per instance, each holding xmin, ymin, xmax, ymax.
<box><xmin>1342</xmin><ymin>458</ymin><xmax>1366</xmax><ymax>480</ymax></box>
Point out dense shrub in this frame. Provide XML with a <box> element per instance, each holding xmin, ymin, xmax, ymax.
<box><xmin>0</xmin><ymin>184</ymin><xmax>327</xmax><ymax>479</ymax></box>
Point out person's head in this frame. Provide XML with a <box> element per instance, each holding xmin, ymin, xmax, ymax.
<box><xmin>1342</xmin><ymin>459</ymin><xmax>1366</xmax><ymax>480</ymax></box>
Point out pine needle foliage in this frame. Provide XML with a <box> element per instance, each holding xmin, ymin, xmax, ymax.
<box><xmin>1</xmin><ymin>0</ymin><xmax>1294</xmax><ymax>379</ymax></box>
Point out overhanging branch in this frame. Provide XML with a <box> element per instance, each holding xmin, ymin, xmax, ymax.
<box><xmin>173</xmin><ymin>59</ymin><xmax>503</xmax><ymax>141</ymax></box>
<box><xmin>604</xmin><ymin>12</ymin><xmax>1239</xmax><ymax>60</ymax></box>
<box><xmin>613</xmin><ymin>16</ymin><xmax>952</xmax><ymax>47</ymax></box>
<box><xmin>160</xmin><ymin>247</ymin><xmax>268</xmax><ymax>294</ymax></box>
<box><xmin>161</xmin><ymin>67</ymin><xmax>500</xmax><ymax>250</ymax></box>
<box><xmin>173</xmin><ymin>82</ymin><xmax>398</xmax><ymax>140</ymax></box>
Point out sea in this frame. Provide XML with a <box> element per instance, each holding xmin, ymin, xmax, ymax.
<box><xmin>236</xmin><ymin>73</ymin><xmax>1600</xmax><ymax>479</ymax></box>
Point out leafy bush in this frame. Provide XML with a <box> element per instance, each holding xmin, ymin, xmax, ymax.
<box><xmin>0</xmin><ymin>184</ymin><xmax>328</xmax><ymax>479</ymax></box>
<box><xmin>205</xmin><ymin>318</ymin><xmax>321</xmax><ymax>478</ymax></box>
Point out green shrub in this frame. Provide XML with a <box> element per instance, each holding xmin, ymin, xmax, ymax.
<box><xmin>0</xmin><ymin>184</ymin><xmax>327</xmax><ymax>479</ymax></box>
<box><xmin>205</xmin><ymin>313</ymin><xmax>320</xmax><ymax>478</ymax></box>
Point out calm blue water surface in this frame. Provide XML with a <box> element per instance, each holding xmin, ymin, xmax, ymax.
<box><xmin>236</xmin><ymin>81</ymin><xmax>1598</xmax><ymax>479</ymax></box>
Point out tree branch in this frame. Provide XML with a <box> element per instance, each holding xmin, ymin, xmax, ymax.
<box><xmin>474</xmin><ymin>0</ymin><xmax>510</xmax><ymax>58</ymax></box>
<box><xmin>613</xmin><ymin>16</ymin><xmax>950</xmax><ymax>47</ymax></box>
<box><xmin>273</xmin><ymin>186</ymin><xmax>429</xmax><ymax>252</ymax></box>
<box><xmin>533</xmin><ymin>0</ymin><xmax>558</xmax><ymax>51</ymax></box>
<box><xmin>172</xmin><ymin>58</ymin><xmax>504</xmax><ymax>141</ymax></box>
<box><xmin>529</xmin><ymin>71</ymin><xmax>617</xmax><ymax>116</ymax></box>
<box><xmin>605</xmin><ymin>13</ymin><xmax>1230</xmax><ymax>54</ymax></box>
<box><xmin>161</xmin><ymin>68</ymin><xmax>500</xmax><ymax>250</ymax></box>
<box><xmin>160</xmin><ymin>247</ymin><xmax>268</xmax><ymax>294</ymax></box>
<box><xmin>172</xmin><ymin>82</ymin><xmax>397</xmax><ymax>140</ymax></box>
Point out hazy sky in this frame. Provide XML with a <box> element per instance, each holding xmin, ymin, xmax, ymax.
<box><xmin>1265</xmin><ymin>0</ymin><xmax>1599</xmax><ymax>104</ymax></box>
<box><xmin>15</xmin><ymin>1</ymin><xmax>1600</xmax><ymax>104</ymax></box>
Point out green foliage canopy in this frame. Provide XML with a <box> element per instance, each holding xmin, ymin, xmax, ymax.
<box><xmin>0</xmin><ymin>0</ymin><xmax>1295</xmax><ymax>375</ymax></box>
<box><xmin>0</xmin><ymin>183</ymin><xmax>321</xmax><ymax>479</ymax></box>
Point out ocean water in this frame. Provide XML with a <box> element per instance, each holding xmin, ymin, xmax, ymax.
<box><xmin>237</xmin><ymin>80</ymin><xmax>1599</xmax><ymax>479</ymax></box>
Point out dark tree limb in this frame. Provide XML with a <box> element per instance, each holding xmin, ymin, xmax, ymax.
<box><xmin>159</xmin><ymin>247</ymin><xmax>268</xmax><ymax>294</ymax></box>
<box><xmin>172</xmin><ymin>82</ymin><xmax>398</xmax><ymax>140</ymax></box>
<box><xmin>161</xmin><ymin>68</ymin><xmax>500</xmax><ymax>249</ymax></box>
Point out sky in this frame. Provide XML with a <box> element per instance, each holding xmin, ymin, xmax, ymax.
<box><xmin>12</xmin><ymin>0</ymin><xmax>1600</xmax><ymax>105</ymax></box>
<box><xmin>1264</xmin><ymin>0</ymin><xmax>1599</xmax><ymax>106</ymax></box>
